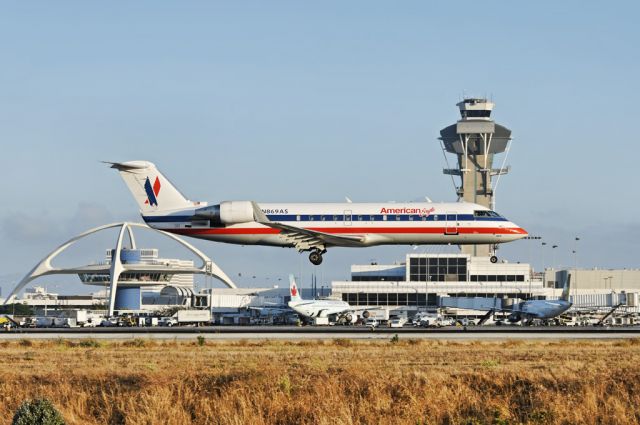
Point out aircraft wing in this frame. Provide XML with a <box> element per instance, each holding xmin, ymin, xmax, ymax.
<box><xmin>251</xmin><ymin>202</ymin><xmax>365</xmax><ymax>250</ymax></box>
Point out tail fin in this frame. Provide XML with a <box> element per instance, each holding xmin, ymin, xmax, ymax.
<box><xmin>106</xmin><ymin>161</ymin><xmax>193</xmax><ymax>213</ymax></box>
<box><xmin>289</xmin><ymin>274</ymin><xmax>302</xmax><ymax>303</ymax></box>
<box><xmin>560</xmin><ymin>274</ymin><xmax>571</xmax><ymax>302</ymax></box>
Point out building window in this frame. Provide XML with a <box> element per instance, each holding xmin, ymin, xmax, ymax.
<box><xmin>409</xmin><ymin>257</ymin><xmax>467</xmax><ymax>282</ymax></box>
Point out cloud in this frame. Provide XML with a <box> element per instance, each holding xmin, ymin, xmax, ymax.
<box><xmin>2</xmin><ymin>213</ymin><xmax>62</xmax><ymax>244</ymax></box>
<box><xmin>67</xmin><ymin>202</ymin><xmax>115</xmax><ymax>234</ymax></box>
<box><xmin>1</xmin><ymin>203</ymin><xmax>116</xmax><ymax>245</ymax></box>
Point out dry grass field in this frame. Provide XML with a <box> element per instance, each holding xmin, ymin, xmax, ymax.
<box><xmin>0</xmin><ymin>337</ymin><xmax>639</xmax><ymax>424</ymax></box>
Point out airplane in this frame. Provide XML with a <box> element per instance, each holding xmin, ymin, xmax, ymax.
<box><xmin>506</xmin><ymin>275</ymin><xmax>573</xmax><ymax>323</ymax></box>
<box><xmin>441</xmin><ymin>276</ymin><xmax>573</xmax><ymax>324</ymax></box>
<box><xmin>287</xmin><ymin>275</ymin><xmax>357</xmax><ymax>323</ymax></box>
<box><xmin>107</xmin><ymin>160</ymin><xmax>528</xmax><ymax>265</ymax></box>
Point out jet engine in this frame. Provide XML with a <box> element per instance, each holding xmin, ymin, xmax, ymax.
<box><xmin>507</xmin><ymin>312</ymin><xmax>522</xmax><ymax>323</ymax></box>
<box><xmin>194</xmin><ymin>201</ymin><xmax>255</xmax><ymax>225</ymax></box>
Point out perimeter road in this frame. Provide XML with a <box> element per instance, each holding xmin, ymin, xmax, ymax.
<box><xmin>2</xmin><ymin>326</ymin><xmax>640</xmax><ymax>340</ymax></box>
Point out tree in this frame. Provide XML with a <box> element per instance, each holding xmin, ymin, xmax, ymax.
<box><xmin>12</xmin><ymin>398</ymin><xmax>65</xmax><ymax>425</ymax></box>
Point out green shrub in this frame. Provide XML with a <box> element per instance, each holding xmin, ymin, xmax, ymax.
<box><xmin>122</xmin><ymin>338</ymin><xmax>146</xmax><ymax>348</ymax></box>
<box><xmin>78</xmin><ymin>339</ymin><xmax>102</xmax><ymax>348</ymax></box>
<box><xmin>197</xmin><ymin>335</ymin><xmax>206</xmax><ymax>346</ymax></box>
<box><xmin>12</xmin><ymin>398</ymin><xmax>65</xmax><ymax>425</ymax></box>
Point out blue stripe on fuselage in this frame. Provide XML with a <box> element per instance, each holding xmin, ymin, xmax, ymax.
<box><xmin>142</xmin><ymin>214</ymin><xmax>508</xmax><ymax>223</ymax></box>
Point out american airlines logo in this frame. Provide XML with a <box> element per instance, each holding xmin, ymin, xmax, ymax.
<box><xmin>380</xmin><ymin>207</ymin><xmax>435</xmax><ymax>216</ymax></box>
<box><xmin>144</xmin><ymin>176</ymin><xmax>161</xmax><ymax>206</ymax></box>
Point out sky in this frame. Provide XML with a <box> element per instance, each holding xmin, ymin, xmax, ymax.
<box><xmin>1</xmin><ymin>1</ymin><xmax>639</xmax><ymax>296</ymax></box>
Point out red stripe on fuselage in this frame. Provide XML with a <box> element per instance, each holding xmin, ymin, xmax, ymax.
<box><xmin>168</xmin><ymin>227</ymin><xmax>527</xmax><ymax>236</ymax></box>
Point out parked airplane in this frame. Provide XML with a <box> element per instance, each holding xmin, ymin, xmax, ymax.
<box><xmin>287</xmin><ymin>275</ymin><xmax>357</xmax><ymax>323</ymax></box>
<box><xmin>108</xmin><ymin>160</ymin><xmax>527</xmax><ymax>265</ymax></box>
<box><xmin>442</xmin><ymin>276</ymin><xmax>573</xmax><ymax>324</ymax></box>
<box><xmin>507</xmin><ymin>275</ymin><xmax>573</xmax><ymax>323</ymax></box>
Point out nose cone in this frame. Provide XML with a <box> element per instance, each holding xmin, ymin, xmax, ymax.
<box><xmin>507</xmin><ymin>223</ymin><xmax>528</xmax><ymax>240</ymax></box>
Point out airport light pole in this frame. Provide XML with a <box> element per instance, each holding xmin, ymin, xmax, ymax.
<box><xmin>426</xmin><ymin>275</ymin><xmax>431</xmax><ymax>311</ymax></box>
<box><xmin>523</xmin><ymin>236</ymin><xmax>541</xmax><ymax>271</ymax></box>
<box><xmin>573</xmin><ymin>237</ymin><xmax>580</xmax><ymax>301</ymax></box>
<box><xmin>606</xmin><ymin>275</ymin><xmax>613</xmax><ymax>291</ymax></box>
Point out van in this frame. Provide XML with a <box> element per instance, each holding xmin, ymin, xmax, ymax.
<box><xmin>389</xmin><ymin>318</ymin><xmax>407</xmax><ymax>328</ymax></box>
<box><xmin>364</xmin><ymin>319</ymin><xmax>379</xmax><ymax>328</ymax></box>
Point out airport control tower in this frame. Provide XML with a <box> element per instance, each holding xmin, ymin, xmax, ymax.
<box><xmin>439</xmin><ymin>98</ymin><xmax>512</xmax><ymax>258</ymax></box>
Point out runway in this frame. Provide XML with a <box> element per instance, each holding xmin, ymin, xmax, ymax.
<box><xmin>2</xmin><ymin>326</ymin><xmax>640</xmax><ymax>340</ymax></box>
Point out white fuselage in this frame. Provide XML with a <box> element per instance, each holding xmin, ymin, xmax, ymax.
<box><xmin>517</xmin><ymin>300</ymin><xmax>572</xmax><ymax>320</ymax></box>
<box><xmin>288</xmin><ymin>299</ymin><xmax>351</xmax><ymax>318</ymax></box>
<box><xmin>142</xmin><ymin>202</ymin><xmax>527</xmax><ymax>248</ymax></box>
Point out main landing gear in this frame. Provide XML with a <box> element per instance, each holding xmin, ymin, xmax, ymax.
<box><xmin>490</xmin><ymin>255</ymin><xmax>498</xmax><ymax>263</ymax></box>
<box><xmin>309</xmin><ymin>249</ymin><xmax>326</xmax><ymax>265</ymax></box>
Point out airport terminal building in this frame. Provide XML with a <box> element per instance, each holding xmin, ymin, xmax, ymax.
<box><xmin>331</xmin><ymin>253</ymin><xmax>541</xmax><ymax>316</ymax></box>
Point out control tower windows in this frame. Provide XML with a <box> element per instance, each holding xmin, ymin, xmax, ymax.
<box><xmin>461</xmin><ymin>110</ymin><xmax>491</xmax><ymax>118</ymax></box>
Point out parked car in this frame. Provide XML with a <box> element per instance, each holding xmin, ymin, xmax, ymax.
<box><xmin>389</xmin><ymin>317</ymin><xmax>407</xmax><ymax>328</ymax></box>
<box><xmin>364</xmin><ymin>319</ymin><xmax>379</xmax><ymax>328</ymax></box>
<box><xmin>158</xmin><ymin>317</ymin><xmax>178</xmax><ymax>327</ymax></box>
<box><xmin>436</xmin><ymin>316</ymin><xmax>456</xmax><ymax>327</ymax></box>
<box><xmin>99</xmin><ymin>318</ymin><xmax>119</xmax><ymax>327</ymax></box>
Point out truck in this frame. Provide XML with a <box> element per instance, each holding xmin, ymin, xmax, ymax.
<box><xmin>65</xmin><ymin>310</ymin><xmax>102</xmax><ymax>327</ymax></box>
<box><xmin>312</xmin><ymin>317</ymin><xmax>330</xmax><ymax>326</ymax></box>
<box><xmin>389</xmin><ymin>317</ymin><xmax>408</xmax><ymax>328</ymax></box>
<box><xmin>361</xmin><ymin>309</ymin><xmax>390</xmax><ymax>322</ymax></box>
<box><xmin>53</xmin><ymin>317</ymin><xmax>78</xmax><ymax>328</ymax></box>
<box><xmin>413</xmin><ymin>312</ymin><xmax>455</xmax><ymax>328</ymax></box>
<box><xmin>175</xmin><ymin>309</ymin><xmax>211</xmax><ymax>326</ymax></box>
<box><xmin>35</xmin><ymin>317</ymin><xmax>55</xmax><ymax>328</ymax></box>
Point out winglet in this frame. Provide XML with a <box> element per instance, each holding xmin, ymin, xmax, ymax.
<box><xmin>251</xmin><ymin>202</ymin><xmax>270</xmax><ymax>223</ymax></box>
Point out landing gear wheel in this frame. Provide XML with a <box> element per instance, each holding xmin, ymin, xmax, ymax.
<box><xmin>490</xmin><ymin>256</ymin><xmax>498</xmax><ymax>263</ymax></box>
<box><xmin>309</xmin><ymin>251</ymin><xmax>323</xmax><ymax>265</ymax></box>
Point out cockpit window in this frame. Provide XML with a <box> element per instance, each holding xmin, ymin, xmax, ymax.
<box><xmin>474</xmin><ymin>210</ymin><xmax>501</xmax><ymax>218</ymax></box>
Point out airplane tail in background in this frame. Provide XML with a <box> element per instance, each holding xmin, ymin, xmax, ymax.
<box><xmin>289</xmin><ymin>275</ymin><xmax>302</xmax><ymax>303</ymax></box>
<box><xmin>561</xmin><ymin>274</ymin><xmax>572</xmax><ymax>302</ymax></box>
<box><xmin>106</xmin><ymin>160</ymin><xmax>194</xmax><ymax>213</ymax></box>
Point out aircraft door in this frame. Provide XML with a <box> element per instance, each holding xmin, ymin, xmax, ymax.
<box><xmin>344</xmin><ymin>210</ymin><xmax>352</xmax><ymax>226</ymax></box>
<box><xmin>445</xmin><ymin>212</ymin><xmax>458</xmax><ymax>235</ymax></box>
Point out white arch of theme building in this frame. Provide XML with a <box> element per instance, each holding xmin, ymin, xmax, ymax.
<box><xmin>4</xmin><ymin>222</ymin><xmax>236</xmax><ymax>316</ymax></box>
